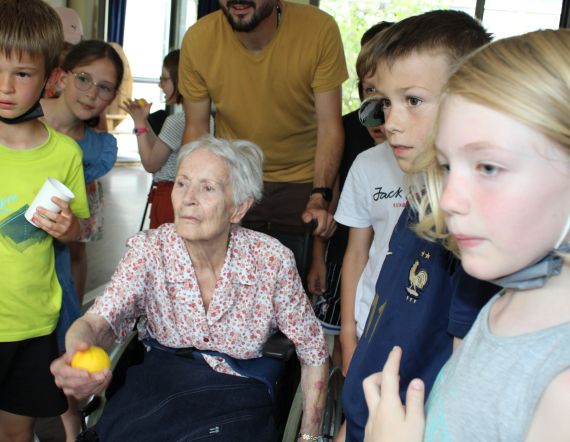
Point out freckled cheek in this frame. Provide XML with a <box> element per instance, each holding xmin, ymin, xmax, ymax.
<box><xmin>416</xmin><ymin>117</ymin><xmax>433</xmax><ymax>145</ymax></box>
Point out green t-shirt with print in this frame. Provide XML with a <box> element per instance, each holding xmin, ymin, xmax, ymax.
<box><xmin>0</xmin><ymin>123</ymin><xmax>90</xmax><ymax>342</ymax></box>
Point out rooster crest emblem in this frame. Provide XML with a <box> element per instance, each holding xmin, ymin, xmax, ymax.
<box><xmin>406</xmin><ymin>260</ymin><xmax>428</xmax><ymax>302</ymax></box>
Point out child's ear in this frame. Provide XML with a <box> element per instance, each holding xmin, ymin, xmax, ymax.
<box><xmin>57</xmin><ymin>69</ymin><xmax>68</xmax><ymax>89</ymax></box>
<box><xmin>46</xmin><ymin>68</ymin><xmax>62</xmax><ymax>91</ymax></box>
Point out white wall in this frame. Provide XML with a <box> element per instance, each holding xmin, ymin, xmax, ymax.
<box><xmin>44</xmin><ymin>0</ymin><xmax>99</xmax><ymax>40</ymax></box>
<box><xmin>68</xmin><ymin>0</ymin><xmax>96</xmax><ymax>39</ymax></box>
<box><xmin>44</xmin><ymin>0</ymin><xmax>66</xmax><ymax>7</ymax></box>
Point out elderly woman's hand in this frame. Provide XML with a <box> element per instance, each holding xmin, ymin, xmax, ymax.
<box><xmin>51</xmin><ymin>348</ymin><xmax>112</xmax><ymax>400</ymax></box>
<box><xmin>363</xmin><ymin>347</ymin><xmax>425</xmax><ymax>442</ymax></box>
<box><xmin>51</xmin><ymin>313</ymin><xmax>117</xmax><ymax>400</ymax></box>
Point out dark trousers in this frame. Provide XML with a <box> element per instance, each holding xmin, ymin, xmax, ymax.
<box><xmin>242</xmin><ymin>182</ymin><xmax>313</xmax><ymax>233</ymax></box>
<box><xmin>96</xmin><ymin>349</ymin><xmax>276</xmax><ymax>442</ymax></box>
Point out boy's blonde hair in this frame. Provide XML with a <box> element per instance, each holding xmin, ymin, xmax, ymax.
<box><xmin>356</xmin><ymin>10</ymin><xmax>492</xmax><ymax>80</ymax></box>
<box><xmin>411</xmin><ymin>29</ymin><xmax>570</xmax><ymax>255</ymax></box>
<box><xmin>0</xmin><ymin>0</ymin><xmax>64</xmax><ymax>77</ymax></box>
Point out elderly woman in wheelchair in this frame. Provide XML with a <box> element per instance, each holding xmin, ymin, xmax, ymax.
<box><xmin>51</xmin><ymin>135</ymin><xmax>329</xmax><ymax>442</ymax></box>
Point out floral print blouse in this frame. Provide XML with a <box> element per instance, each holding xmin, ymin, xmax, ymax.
<box><xmin>89</xmin><ymin>224</ymin><xmax>328</xmax><ymax>376</ymax></box>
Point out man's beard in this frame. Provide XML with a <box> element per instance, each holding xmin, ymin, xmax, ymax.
<box><xmin>221</xmin><ymin>0</ymin><xmax>274</xmax><ymax>32</ymax></box>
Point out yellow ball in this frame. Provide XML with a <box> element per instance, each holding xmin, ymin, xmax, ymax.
<box><xmin>71</xmin><ymin>346</ymin><xmax>111</xmax><ymax>373</ymax></box>
<box><xmin>137</xmin><ymin>99</ymin><xmax>146</xmax><ymax>108</ymax></box>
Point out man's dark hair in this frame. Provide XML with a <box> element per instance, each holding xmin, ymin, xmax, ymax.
<box><xmin>356</xmin><ymin>10</ymin><xmax>493</xmax><ymax>80</ymax></box>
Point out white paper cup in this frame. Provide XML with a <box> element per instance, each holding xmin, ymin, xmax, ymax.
<box><xmin>25</xmin><ymin>177</ymin><xmax>75</xmax><ymax>227</ymax></box>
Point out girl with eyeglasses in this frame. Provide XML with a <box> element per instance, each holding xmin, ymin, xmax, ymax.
<box><xmin>120</xmin><ymin>49</ymin><xmax>214</xmax><ymax>230</ymax></box>
<box><xmin>40</xmin><ymin>39</ymin><xmax>124</xmax><ymax>442</ymax></box>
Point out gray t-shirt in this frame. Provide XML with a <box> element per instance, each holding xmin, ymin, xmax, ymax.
<box><xmin>153</xmin><ymin>112</ymin><xmax>215</xmax><ymax>182</ymax></box>
<box><xmin>424</xmin><ymin>292</ymin><xmax>570</xmax><ymax>441</ymax></box>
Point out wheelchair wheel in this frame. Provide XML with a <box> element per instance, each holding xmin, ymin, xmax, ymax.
<box><xmin>322</xmin><ymin>365</ymin><xmax>344</xmax><ymax>440</ymax></box>
<box><xmin>282</xmin><ymin>383</ymin><xmax>303</xmax><ymax>442</ymax></box>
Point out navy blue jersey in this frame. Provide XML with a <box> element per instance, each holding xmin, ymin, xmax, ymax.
<box><xmin>343</xmin><ymin>206</ymin><xmax>499</xmax><ymax>442</ymax></box>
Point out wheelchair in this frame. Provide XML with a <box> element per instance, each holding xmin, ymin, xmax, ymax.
<box><xmin>77</xmin><ymin>221</ymin><xmax>343</xmax><ymax>441</ymax></box>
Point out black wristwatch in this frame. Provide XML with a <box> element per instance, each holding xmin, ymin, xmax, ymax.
<box><xmin>310</xmin><ymin>187</ymin><xmax>333</xmax><ymax>203</ymax></box>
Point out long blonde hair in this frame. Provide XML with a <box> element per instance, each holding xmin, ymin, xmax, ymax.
<box><xmin>411</xmin><ymin>29</ymin><xmax>570</xmax><ymax>255</ymax></box>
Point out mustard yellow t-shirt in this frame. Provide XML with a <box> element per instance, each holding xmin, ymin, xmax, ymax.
<box><xmin>179</xmin><ymin>1</ymin><xmax>348</xmax><ymax>183</ymax></box>
<box><xmin>0</xmin><ymin>123</ymin><xmax>89</xmax><ymax>342</ymax></box>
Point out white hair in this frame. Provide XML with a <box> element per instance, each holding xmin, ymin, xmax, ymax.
<box><xmin>176</xmin><ymin>135</ymin><xmax>264</xmax><ymax>207</ymax></box>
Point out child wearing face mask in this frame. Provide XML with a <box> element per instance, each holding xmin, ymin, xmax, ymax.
<box><xmin>340</xmin><ymin>12</ymin><xmax>501</xmax><ymax>442</ymax></box>
<box><xmin>40</xmin><ymin>39</ymin><xmax>123</xmax><ymax>442</ymax></box>
<box><xmin>121</xmin><ymin>50</ymin><xmax>215</xmax><ymax>230</ymax></box>
<box><xmin>362</xmin><ymin>29</ymin><xmax>570</xmax><ymax>442</ymax></box>
<box><xmin>0</xmin><ymin>2</ymin><xmax>90</xmax><ymax>441</ymax></box>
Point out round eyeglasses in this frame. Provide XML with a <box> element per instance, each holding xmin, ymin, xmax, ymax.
<box><xmin>68</xmin><ymin>71</ymin><xmax>116</xmax><ymax>101</ymax></box>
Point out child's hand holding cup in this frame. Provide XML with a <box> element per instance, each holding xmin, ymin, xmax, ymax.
<box><xmin>25</xmin><ymin>177</ymin><xmax>75</xmax><ymax>227</ymax></box>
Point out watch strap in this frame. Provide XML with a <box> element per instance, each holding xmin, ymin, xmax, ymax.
<box><xmin>310</xmin><ymin>187</ymin><xmax>333</xmax><ymax>203</ymax></box>
<box><xmin>133</xmin><ymin>127</ymin><xmax>148</xmax><ymax>135</ymax></box>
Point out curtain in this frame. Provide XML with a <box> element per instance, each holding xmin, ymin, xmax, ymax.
<box><xmin>107</xmin><ymin>0</ymin><xmax>127</xmax><ymax>46</ymax></box>
<box><xmin>198</xmin><ymin>0</ymin><xmax>220</xmax><ymax>19</ymax></box>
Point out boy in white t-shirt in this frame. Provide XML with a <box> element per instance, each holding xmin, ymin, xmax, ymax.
<box><xmin>309</xmin><ymin>23</ymin><xmax>395</xmax><ymax>372</ymax></box>
<box><xmin>334</xmin><ymin>25</ymin><xmax>408</xmax><ymax>377</ymax></box>
<box><xmin>335</xmin><ymin>131</ymin><xmax>406</xmax><ymax>376</ymax></box>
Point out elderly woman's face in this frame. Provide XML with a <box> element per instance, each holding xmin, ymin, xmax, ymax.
<box><xmin>172</xmin><ymin>149</ymin><xmax>241</xmax><ymax>242</ymax></box>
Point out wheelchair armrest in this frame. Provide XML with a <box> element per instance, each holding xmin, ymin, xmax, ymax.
<box><xmin>79</xmin><ymin>396</ymin><xmax>101</xmax><ymax>431</ymax></box>
<box><xmin>262</xmin><ymin>331</ymin><xmax>295</xmax><ymax>361</ymax></box>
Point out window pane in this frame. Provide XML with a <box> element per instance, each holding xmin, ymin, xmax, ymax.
<box><xmin>320</xmin><ymin>0</ymin><xmax>478</xmax><ymax>115</ymax></box>
<box><xmin>483</xmin><ymin>0</ymin><xmax>562</xmax><ymax>40</ymax></box>
<box><xmin>123</xmin><ymin>0</ymin><xmax>171</xmax><ymax>79</ymax></box>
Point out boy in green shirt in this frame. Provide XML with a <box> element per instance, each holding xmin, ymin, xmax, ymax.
<box><xmin>0</xmin><ymin>1</ymin><xmax>89</xmax><ymax>440</ymax></box>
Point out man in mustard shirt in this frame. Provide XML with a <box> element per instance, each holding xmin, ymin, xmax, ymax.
<box><xmin>179</xmin><ymin>0</ymin><xmax>348</xmax><ymax>237</ymax></box>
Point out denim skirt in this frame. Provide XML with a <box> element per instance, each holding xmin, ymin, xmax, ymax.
<box><xmin>54</xmin><ymin>241</ymin><xmax>82</xmax><ymax>352</ymax></box>
<box><xmin>95</xmin><ymin>348</ymin><xmax>277</xmax><ymax>442</ymax></box>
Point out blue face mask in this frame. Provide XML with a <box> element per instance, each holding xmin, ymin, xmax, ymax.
<box><xmin>489</xmin><ymin>216</ymin><xmax>570</xmax><ymax>290</ymax></box>
<box><xmin>0</xmin><ymin>85</ymin><xmax>45</xmax><ymax>125</ymax></box>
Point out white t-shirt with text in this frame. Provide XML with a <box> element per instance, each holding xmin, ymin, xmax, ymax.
<box><xmin>334</xmin><ymin>141</ymin><xmax>406</xmax><ymax>337</ymax></box>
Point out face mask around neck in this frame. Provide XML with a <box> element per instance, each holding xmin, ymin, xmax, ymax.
<box><xmin>0</xmin><ymin>84</ymin><xmax>46</xmax><ymax>125</ymax></box>
<box><xmin>489</xmin><ymin>214</ymin><xmax>570</xmax><ymax>290</ymax></box>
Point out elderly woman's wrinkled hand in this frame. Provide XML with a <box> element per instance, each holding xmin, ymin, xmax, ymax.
<box><xmin>363</xmin><ymin>347</ymin><xmax>425</xmax><ymax>442</ymax></box>
<box><xmin>50</xmin><ymin>341</ymin><xmax>113</xmax><ymax>400</ymax></box>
